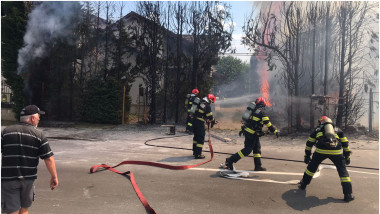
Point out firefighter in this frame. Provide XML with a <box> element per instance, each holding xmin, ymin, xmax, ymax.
<box><xmin>192</xmin><ymin>94</ymin><xmax>217</xmax><ymax>159</ymax></box>
<box><xmin>298</xmin><ymin>116</ymin><xmax>354</xmax><ymax>202</ymax></box>
<box><xmin>185</xmin><ymin>89</ymin><xmax>199</xmax><ymax>134</ymax></box>
<box><xmin>224</xmin><ymin>97</ymin><xmax>279</xmax><ymax>171</ymax></box>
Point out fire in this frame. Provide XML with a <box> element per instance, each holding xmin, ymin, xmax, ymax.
<box><xmin>261</xmin><ymin>79</ymin><xmax>272</xmax><ymax>107</ymax></box>
<box><xmin>254</xmin><ymin>3</ymin><xmax>281</xmax><ymax>108</ymax></box>
<box><xmin>257</xmin><ymin>46</ymin><xmax>272</xmax><ymax>107</ymax></box>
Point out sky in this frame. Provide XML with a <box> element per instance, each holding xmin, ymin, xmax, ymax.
<box><xmin>221</xmin><ymin>1</ymin><xmax>257</xmax><ymax>63</ymax></box>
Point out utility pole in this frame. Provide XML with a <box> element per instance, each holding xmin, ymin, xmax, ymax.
<box><xmin>369</xmin><ymin>88</ymin><xmax>373</xmax><ymax>133</ymax></box>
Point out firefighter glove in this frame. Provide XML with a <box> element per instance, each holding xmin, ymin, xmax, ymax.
<box><xmin>274</xmin><ymin>130</ymin><xmax>279</xmax><ymax>138</ymax></box>
<box><xmin>211</xmin><ymin>120</ymin><xmax>217</xmax><ymax>128</ymax></box>
<box><xmin>343</xmin><ymin>151</ymin><xmax>351</xmax><ymax>165</ymax></box>
<box><xmin>304</xmin><ymin>155</ymin><xmax>311</xmax><ymax>164</ymax></box>
<box><xmin>345</xmin><ymin>156</ymin><xmax>350</xmax><ymax>165</ymax></box>
<box><xmin>239</xmin><ymin>126</ymin><xmax>245</xmax><ymax>137</ymax></box>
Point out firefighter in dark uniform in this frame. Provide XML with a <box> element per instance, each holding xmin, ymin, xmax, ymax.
<box><xmin>225</xmin><ymin>97</ymin><xmax>279</xmax><ymax>171</ymax></box>
<box><xmin>192</xmin><ymin>94</ymin><xmax>217</xmax><ymax>159</ymax></box>
<box><xmin>298</xmin><ymin>116</ymin><xmax>354</xmax><ymax>202</ymax></box>
<box><xmin>185</xmin><ymin>89</ymin><xmax>199</xmax><ymax>134</ymax></box>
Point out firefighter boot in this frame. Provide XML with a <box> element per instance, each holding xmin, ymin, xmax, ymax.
<box><xmin>254</xmin><ymin>157</ymin><xmax>266</xmax><ymax>171</ymax></box>
<box><xmin>225</xmin><ymin>158</ymin><xmax>235</xmax><ymax>171</ymax></box>
<box><xmin>298</xmin><ymin>180</ymin><xmax>307</xmax><ymax>190</ymax></box>
<box><xmin>344</xmin><ymin>194</ymin><xmax>355</xmax><ymax>202</ymax></box>
<box><xmin>194</xmin><ymin>154</ymin><xmax>205</xmax><ymax>159</ymax></box>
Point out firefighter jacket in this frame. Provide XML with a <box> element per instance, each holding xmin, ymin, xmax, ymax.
<box><xmin>194</xmin><ymin>99</ymin><xmax>215</xmax><ymax>123</ymax></box>
<box><xmin>305</xmin><ymin>126</ymin><xmax>351</xmax><ymax>156</ymax></box>
<box><xmin>243</xmin><ymin>107</ymin><xmax>278</xmax><ymax>136</ymax></box>
<box><xmin>186</xmin><ymin>94</ymin><xmax>197</xmax><ymax>113</ymax></box>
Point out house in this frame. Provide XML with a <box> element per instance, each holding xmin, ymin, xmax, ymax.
<box><xmin>1</xmin><ymin>76</ymin><xmax>16</xmax><ymax>121</ymax></box>
<box><xmin>77</xmin><ymin>11</ymin><xmax>194</xmax><ymax>122</ymax></box>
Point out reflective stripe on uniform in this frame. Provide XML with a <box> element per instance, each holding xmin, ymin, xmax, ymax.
<box><xmin>334</xmin><ymin>134</ymin><xmax>339</xmax><ymax>138</ymax></box>
<box><xmin>253</xmin><ymin>153</ymin><xmax>261</xmax><ymax>158</ymax></box>
<box><xmin>305</xmin><ymin>169</ymin><xmax>315</xmax><ymax>177</ymax></box>
<box><xmin>305</xmin><ymin>146</ymin><xmax>312</xmax><ymax>151</ymax></box>
<box><xmin>193</xmin><ymin>141</ymin><xmax>197</xmax><ymax>144</ymax></box>
<box><xmin>274</xmin><ymin>130</ymin><xmax>278</xmax><ymax>134</ymax></box>
<box><xmin>315</xmin><ymin>148</ymin><xmax>342</xmax><ymax>155</ymax></box>
<box><xmin>343</xmin><ymin>147</ymin><xmax>351</xmax><ymax>152</ymax></box>
<box><xmin>238</xmin><ymin>150</ymin><xmax>245</xmax><ymax>158</ymax></box>
<box><xmin>206</xmin><ymin>112</ymin><xmax>212</xmax><ymax>117</ymax></box>
<box><xmin>340</xmin><ymin>137</ymin><xmax>348</xmax><ymax>142</ymax></box>
<box><xmin>252</xmin><ymin>116</ymin><xmax>260</xmax><ymax>121</ymax></box>
<box><xmin>196</xmin><ymin>117</ymin><xmax>205</xmax><ymax>122</ymax></box>
<box><xmin>262</xmin><ymin>117</ymin><xmax>269</xmax><ymax>121</ymax></box>
<box><xmin>308</xmin><ymin>137</ymin><xmax>316</xmax><ymax>143</ymax></box>
<box><xmin>198</xmin><ymin>109</ymin><xmax>204</xmax><ymax>113</ymax></box>
<box><xmin>196</xmin><ymin>144</ymin><xmax>203</xmax><ymax>148</ymax></box>
<box><xmin>187</xmin><ymin>123</ymin><xmax>192</xmax><ymax>127</ymax></box>
<box><xmin>244</xmin><ymin>127</ymin><xmax>256</xmax><ymax>134</ymax></box>
<box><xmin>265</xmin><ymin>122</ymin><xmax>272</xmax><ymax>127</ymax></box>
<box><xmin>340</xmin><ymin>177</ymin><xmax>351</xmax><ymax>182</ymax></box>
<box><xmin>316</xmin><ymin>132</ymin><xmax>323</xmax><ymax>138</ymax></box>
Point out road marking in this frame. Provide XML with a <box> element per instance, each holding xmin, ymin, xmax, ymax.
<box><xmin>190</xmin><ymin>167</ymin><xmax>303</xmax><ymax>176</ymax></box>
<box><xmin>190</xmin><ymin>164</ymin><xmax>378</xmax><ymax>184</ymax></box>
<box><xmin>318</xmin><ymin>165</ymin><xmax>379</xmax><ymax>175</ymax></box>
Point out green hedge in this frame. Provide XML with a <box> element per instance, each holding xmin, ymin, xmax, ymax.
<box><xmin>81</xmin><ymin>77</ymin><xmax>123</xmax><ymax>124</ymax></box>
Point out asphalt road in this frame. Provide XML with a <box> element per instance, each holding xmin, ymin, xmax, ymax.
<box><xmin>22</xmin><ymin>125</ymin><xmax>378</xmax><ymax>214</ymax></box>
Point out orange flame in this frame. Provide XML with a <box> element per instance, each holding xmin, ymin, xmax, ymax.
<box><xmin>261</xmin><ymin>79</ymin><xmax>272</xmax><ymax>107</ymax></box>
<box><xmin>257</xmin><ymin>46</ymin><xmax>272</xmax><ymax>107</ymax></box>
<box><xmin>255</xmin><ymin>3</ymin><xmax>281</xmax><ymax>108</ymax></box>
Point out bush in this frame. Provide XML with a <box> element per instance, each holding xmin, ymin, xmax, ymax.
<box><xmin>81</xmin><ymin>77</ymin><xmax>123</xmax><ymax>124</ymax></box>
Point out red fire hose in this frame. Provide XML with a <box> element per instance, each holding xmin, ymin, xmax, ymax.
<box><xmin>90</xmin><ymin>124</ymin><xmax>214</xmax><ymax>214</ymax></box>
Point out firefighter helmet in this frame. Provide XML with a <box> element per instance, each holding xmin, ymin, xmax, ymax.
<box><xmin>318</xmin><ymin>116</ymin><xmax>329</xmax><ymax>125</ymax></box>
<box><xmin>208</xmin><ymin>94</ymin><xmax>216</xmax><ymax>103</ymax></box>
<box><xmin>192</xmin><ymin>89</ymin><xmax>199</xmax><ymax>95</ymax></box>
<box><xmin>255</xmin><ymin>97</ymin><xmax>266</xmax><ymax>108</ymax></box>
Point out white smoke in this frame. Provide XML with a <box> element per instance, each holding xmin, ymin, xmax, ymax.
<box><xmin>17</xmin><ymin>2</ymin><xmax>81</xmax><ymax>74</ymax></box>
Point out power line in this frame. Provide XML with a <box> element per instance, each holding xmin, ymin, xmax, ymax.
<box><xmin>218</xmin><ymin>52</ymin><xmax>267</xmax><ymax>56</ymax></box>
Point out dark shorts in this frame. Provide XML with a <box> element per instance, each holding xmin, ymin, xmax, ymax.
<box><xmin>1</xmin><ymin>179</ymin><xmax>35</xmax><ymax>213</ymax></box>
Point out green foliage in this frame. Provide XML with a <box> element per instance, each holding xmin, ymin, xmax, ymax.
<box><xmin>81</xmin><ymin>77</ymin><xmax>123</xmax><ymax>124</ymax></box>
<box><xmin>1</xmin><ymin>1</ymin><xmax>27</xmax><ymax>119</ymax></box>
<box><xmin>215</xmin><ymin>56</ymin><xmax>248</xmax><ymax>83</ymax></box>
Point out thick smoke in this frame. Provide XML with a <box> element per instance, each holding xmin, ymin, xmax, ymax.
<box><xmin>17</xmin><ymin>2</ymin><xmax>81</xmax><ymax>75</ymax></box>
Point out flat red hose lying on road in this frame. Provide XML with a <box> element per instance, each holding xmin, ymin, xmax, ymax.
<box><xmin>90</xmin><ymin>126</ymin><xmax>214</xmax><ymax>214</ymax></box>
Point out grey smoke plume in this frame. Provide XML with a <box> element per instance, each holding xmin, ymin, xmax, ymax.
<box><xmin>17</xmin><ymin>2</ymin><xmax>81</xmax><ymax>74</ymax></box>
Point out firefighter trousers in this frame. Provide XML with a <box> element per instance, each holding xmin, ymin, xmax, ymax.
<box><xmin>186</xmin><ymin>114</ymin><xmax>194</xmax><ymax>132</ymax></box>
<box><xmin>192</xmin><ymin>119</ymin><xmax>205</xmax><ymax>156</ymax></box>
<box><xmin>301</xmin><ymin>152</ymin><xmax>352</xmax><ymax>195</ymax></box>
<box><xmin>229</xmin><ymin>133</ymin><xmax>263</xmax><ymax>167</ymax></box>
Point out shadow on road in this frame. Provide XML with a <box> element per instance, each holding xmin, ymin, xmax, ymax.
<box><xmin>158</xmin><ymin>156</ymin><xmax>195</xmax><ymax>162</ymax></box>
<box><xmin>282</xmin><ymin>188</ymin><xmax>344</xmax><ymax>211</ymax></box>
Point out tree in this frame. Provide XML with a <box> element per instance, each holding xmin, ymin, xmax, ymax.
<box><xmin>109</xmin><ymin>2</ymin><xmax>134</xmax><ymax>81</ymax></box>
<box><xmin>215</xmin><ymin>56</ymin><xmax>247</xmax><ymax>83</ymax></box>
<box><xmin>188</xmin><ymin>1</ymin><xmax>233</xmax><ymax>89</ymax></box>
<box><xmin>214</xmin><ymin>56</ymin><xmax>249</xmax><ymax>98</ymax></box>
<box><xmin>132</xmin><ymin>1</ymin><xmax>165</xmax><ymax>124</ymax></box>
<box><xmin>335</xmin><ymin>2</ymin><xmax>376</xmax><ymax>127</ymax></box>
<box><xmin>1</xmin><ymin>1</ymin><xmax>28</xmax><ymax>119</ymax></box>
<box><xmin>243</xmin><ymin>2</ymin><xmax>307</xmax><ymax>129</ymax></box>
<box><xmin>171</xmin><ymin>1</ymin><xmax>188</xmax><ymax>123</ymax></box>
<box><xmin>81</xmin><ymin>77</ymin><xmax>123</xmax><ymax>124</ymax></box>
